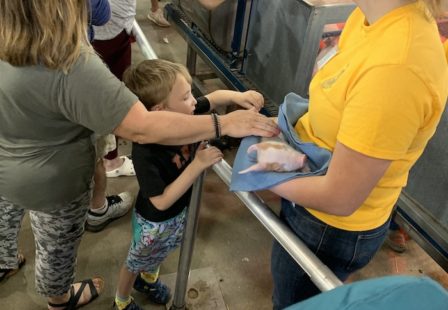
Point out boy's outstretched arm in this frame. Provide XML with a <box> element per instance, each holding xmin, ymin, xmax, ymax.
<box><xmin>205</xmin><ymin>90</ymin><xmax>264</xmax><ymax>112</ymax></box>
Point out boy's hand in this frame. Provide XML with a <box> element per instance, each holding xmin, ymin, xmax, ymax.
<box><xmin>234</xmin><ymin>90</ymin><xmax>264</xmax><ymax>111</ymax></box>
<box><xmin>192</xmin><ymin>142</ymin><xmax>223</xmax><ymax>170</ymax></box>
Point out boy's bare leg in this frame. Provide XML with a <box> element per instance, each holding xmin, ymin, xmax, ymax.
<box><xmin>114</xmin><ymin>266</ymin><xmax>139</xmax><ymax>309</ymax></box>
<box><xmin>117</xmin><ymin>266</ymin><xmax>138</xmax><ymax>298</ymax></box>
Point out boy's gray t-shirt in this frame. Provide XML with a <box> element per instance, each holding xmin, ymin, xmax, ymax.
<box><xmin>0</xmin><ymin>52</ymin><xmax>138</xmax><ymax>211</ymax></box>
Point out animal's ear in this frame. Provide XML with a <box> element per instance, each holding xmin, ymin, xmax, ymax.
<box><xmin>246</xmin><ymin>144</ymin><xmax>259</xmax><ymax>154</ymax></box>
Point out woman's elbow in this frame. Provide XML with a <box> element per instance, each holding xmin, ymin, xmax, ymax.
<box><xmin>113</xmin><ymin>107</ymin><xmax>161</xmax><ymax>144</ymax></box>
<box><xmin>333</xmin><ymin>206</ymin><xmax>357</xmax><ymax>217</ymax></box>
<box><xmin>329</xmin><ymin>198</ymin><xmax>361</xmax><ymax>217</ymax></box>
<box><xmin>113</xmin><ymin>124</ymin><xmax>145</xmax><ymax>144</ymax></box>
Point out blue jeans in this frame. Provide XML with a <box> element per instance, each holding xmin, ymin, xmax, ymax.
<box><xmin>271</xmin><ymin>199</ymin><xmax>390</xmax><ymax>309</ymax></box>
<box><xmin>389</xmin><ymin>209</ymin><xmax>400</xmax><ymax>231</ymax></box>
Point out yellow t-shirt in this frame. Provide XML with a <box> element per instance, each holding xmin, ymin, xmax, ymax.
<box><xmin>295</xmin><ymin>2</ymin><xmax>448</xmax><ymax>231</ymax></box>
<box><xmin>445</xmin><ymin>40</ymin><xmax>448</xmax><ymax>60</ymax></box>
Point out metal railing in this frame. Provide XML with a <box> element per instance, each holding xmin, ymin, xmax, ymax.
<box><xmin>213</xmin><ymin>160</ymin><xmax>343</xmax><ymax>292</ymax></box>
<box><xmin>132</xmin><ymin>20</ymin><xmax>158</xmax><ymax>60</ymax></box>
<box><xmin>131</xmin><ymin>20</ymin><xmax>343</xmax><ymax>310</ymax></box>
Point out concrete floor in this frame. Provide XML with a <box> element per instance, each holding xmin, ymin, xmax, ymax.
<box><xmin>1</xmin><ymin>1</ymin><xmax>447</xmax><ymax>309</ymax></box>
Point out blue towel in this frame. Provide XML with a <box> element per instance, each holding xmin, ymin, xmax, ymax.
<box><xmin>230</xmin><ymin>93</ymin><xmax>332</xmax><ymax>192</ymax></box>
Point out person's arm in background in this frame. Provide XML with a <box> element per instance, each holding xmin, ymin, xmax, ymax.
<box><xmin>198</xmin><ymin>0</ymin><xmax>226</xmax><ymax>10</ymax></box>
<box><xmin>205</xmin><ymin>90</ymin><xmax>264</xmax><ymax>112</ymax></box>
<box><xmin>90</xmin><ymin>0</ymin><xmax>111</xmax><ymax>26</ymax></box>
<box><xmin>114</xmin><ymin>100</ymin><xmax>279</xmax><ymax>145</ymax></box>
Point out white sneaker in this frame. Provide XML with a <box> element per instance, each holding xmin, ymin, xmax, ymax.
<box><xmin>86</xmin><ymin>192</ymin><xmax>133</xmax><ymax>232</ymax></box>
<box><xmin>147</xmin><ymin>8</ymin><xmax>170</xmax><ymax>27</ymax></box>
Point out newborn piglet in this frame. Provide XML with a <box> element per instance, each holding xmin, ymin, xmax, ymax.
<box><xmin>239</xmin><ymin>140</ymin><xmax>310</xmax><ymax>174</ymax></box>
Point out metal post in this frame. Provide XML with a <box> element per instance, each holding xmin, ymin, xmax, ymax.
<box><xmin>230</xmin><ymin>0</ymin><xmax>248</xmax><ymax>60</ymax></box>
<box><xmin>170</xmin><ymin>172</ymin><xmax>206</xmax><ymax>310</ymax></box>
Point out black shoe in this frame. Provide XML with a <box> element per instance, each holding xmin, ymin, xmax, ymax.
<box><xmin>133</xmin><ymin>274</ymin><xmax>171</xmax><ymax>305</ymax></box>
<box><xmin>112</xmin><ymin>298</ymin><xmax>144</xmax><ymax>310</ymax></box>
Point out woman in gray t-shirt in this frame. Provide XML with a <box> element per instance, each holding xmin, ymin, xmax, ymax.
<box><xmin>0</xmin><ymin>1</ymin><xmax>279</xmax><ymax>309</ymax></box>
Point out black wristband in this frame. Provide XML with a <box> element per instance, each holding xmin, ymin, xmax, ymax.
<box><xmin>211</xmin><ymin>113</ymin><xmax>221</xmax><ymax>139</ymax></box>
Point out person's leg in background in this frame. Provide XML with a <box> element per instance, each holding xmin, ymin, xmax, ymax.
<box><xmin>147</xmin><ymin>0</ymin><xmax>170</xmax><ymax>27</ymax></box>
<box><xmin>86</xmin><ymin>134</ymin><xmax>133</xmax><ymax>232</ymax></box>
<box><xmin>92</xmin><ymin>30</ymin><xmax>136</xmax><ymax>178</ymax></box>
<box><xmin>93</xmin><ymin>31</ymin><xmax>135</xmax><ymax>177</ymax></box>
<box><xmin>0</xmin><ymin>197</ymin><xmax>26</xmax><ymax>282</ymax></box>
<box><xmin>85</xmin><ymin>31</ymin><xmax>136</xmax><ymax>232</ymax></box>
<box><xmin>385</xmin><ymin>209</ymin><xmax>408</xmax><ymax>253</ymax></box>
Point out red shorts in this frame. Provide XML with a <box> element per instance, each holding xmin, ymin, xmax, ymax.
<box><xmin>92</xmin><ymin>30</ymin><xmax>133</xmax><ymax>81</ymax></box>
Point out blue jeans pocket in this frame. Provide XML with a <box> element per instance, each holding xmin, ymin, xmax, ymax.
<box><xmin>345</xmin><ymin>225</ymin><xmax>389</xmax><ymax>271</ymax></box>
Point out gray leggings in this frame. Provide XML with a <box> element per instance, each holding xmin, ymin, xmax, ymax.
<box><xmin>0</xmin><ymin>191</ymin><xmax>90</xmax><ymax>297</ymax></box>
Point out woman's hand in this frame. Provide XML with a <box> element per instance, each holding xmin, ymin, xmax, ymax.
<box><xmin>220</xmin><ymin>109</ymin><xmax>280</xmax><ymax>138</ymax></box>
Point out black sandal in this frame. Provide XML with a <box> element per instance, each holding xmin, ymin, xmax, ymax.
<box><xmin>47</xmin><ymin>278</ymin><xmax>104</xmax><ymax>310</ymax></box>
<box><xmin>0</xmin><ymin>253</ymin><xmax>26</xmax><ymax>283</ymax></box>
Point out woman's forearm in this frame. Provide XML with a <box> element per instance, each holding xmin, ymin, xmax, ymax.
<box><xmin>270</xmin><ymin>141</ymin><xmax>391</xmax><ymax>216</ymax></box>
<box><xmin>114</xmin><ymin>101</ymin><xmax>280</xmax><ymax>145</ymax></box>
<box><xmin>114</xmin><ymin>102</ymin><xmax>215</xmax><ymax>145</ymax></box>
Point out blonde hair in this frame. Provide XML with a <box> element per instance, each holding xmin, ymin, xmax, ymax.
<box><xmin>123</xmin><ymin>59</ymin><xmax>193</xmax><ymax>111</ymax></box>
<box><xmin>0</xmin><ymin>0</ymin><xmax>91</xmax><ymax>73</ymax></box>
<box><xmin>421</xmin><ymin>0</ymin><xmax>445</xmax><ymax>18</ymax></box>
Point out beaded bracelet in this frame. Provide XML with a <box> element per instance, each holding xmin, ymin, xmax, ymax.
<box><xmin>211</xmin><ymin>113</ymin><xmax>221</xmax><ymax>139</ymax></box>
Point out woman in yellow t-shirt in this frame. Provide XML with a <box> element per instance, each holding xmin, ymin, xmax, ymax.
<box><xmin>268</xmin><ymin>1</ymin><xmax>448</xmax><ymax>309</ymax></box>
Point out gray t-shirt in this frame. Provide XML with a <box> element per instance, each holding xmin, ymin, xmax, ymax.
<box><xmin>0</xmin><ymin>52</ymin><xmax>138</xmax><ymax>211</ymax></box>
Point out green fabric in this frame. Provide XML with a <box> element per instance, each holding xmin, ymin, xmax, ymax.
<box><xmin>0</xmin><ymin>52</ymin><xmax>138</xmax><ymax>210</ymax></box>
<box><xmin>286</xmin><ymin>276</ymin><xmax>448</xmax><ymax>310</ymax></box>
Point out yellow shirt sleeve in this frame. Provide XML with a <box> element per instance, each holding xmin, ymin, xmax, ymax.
<box><xmin>337</xmin><ymin>65</ymin><xmax>433</xmax><ymax>160</ymax></box>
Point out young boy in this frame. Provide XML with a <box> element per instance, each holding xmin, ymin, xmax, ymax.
<box><xmin>114</xmin><ymin>59</ymin><xmax>264</xmax><ymax>310</ymax></box>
